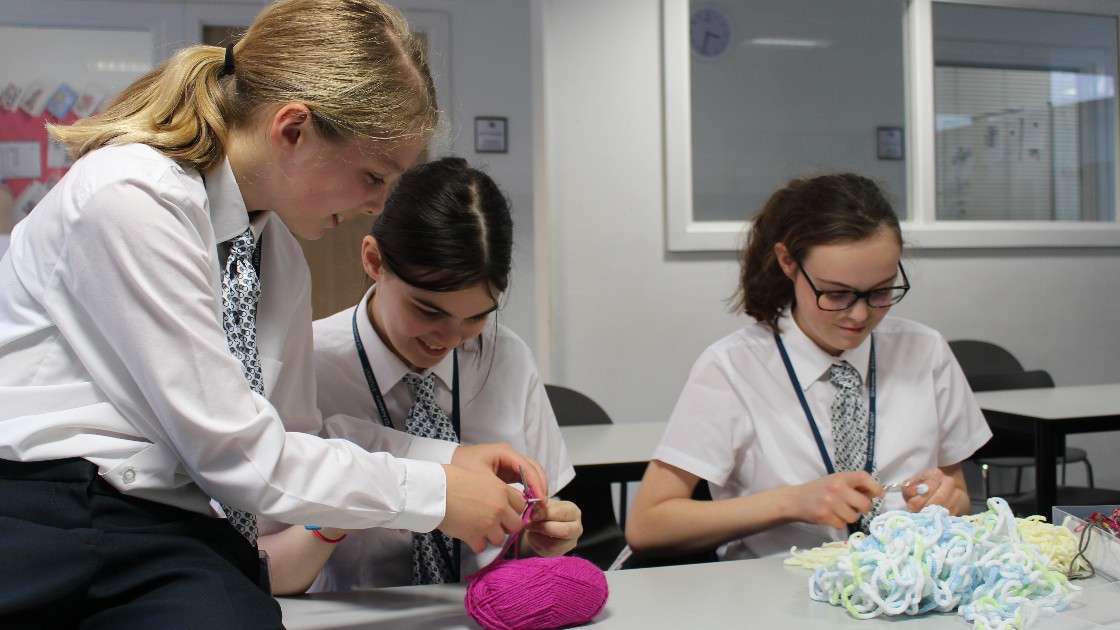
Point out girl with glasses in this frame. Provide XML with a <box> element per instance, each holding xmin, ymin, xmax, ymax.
<box><xmin>626</xmin><ymin>173</ymin><xmax>990</xmax><ymax>563</ymax></box>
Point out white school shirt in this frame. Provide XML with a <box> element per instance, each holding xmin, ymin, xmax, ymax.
<box><xmin>653</xmin><ymin>310</ymin><xmax>990</xmax><ymax>560</ymax></box>
<box><xmin>303</xmin><ymin>287</ymin><xmax>576</xmax><ymax>589</ymax></box>
<box><xmin>0</xmin><ymin>143</ymin><xmax>454</xmax><ymax>532</ymax></box>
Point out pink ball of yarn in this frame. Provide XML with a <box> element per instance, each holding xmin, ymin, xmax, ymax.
<box><xmin>465</xmin><ymin>556</ymin><xmax>608</xmax><ymax>630</ymax></box>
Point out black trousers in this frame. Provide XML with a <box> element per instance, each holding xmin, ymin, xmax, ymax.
<box><xmin>0</xmin><ymin>458</ymin><xmax>282</xmax><ymax>629</ymax></box>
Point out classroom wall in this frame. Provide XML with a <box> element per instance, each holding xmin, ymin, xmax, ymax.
<box><xmin>537</xmin><ymin>0</ymin><xmax>1120</xmax><ymax>491</ymax></box>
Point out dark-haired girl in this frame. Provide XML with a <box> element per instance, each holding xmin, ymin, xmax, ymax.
<box><xmin>259</xmin><ymin>157</ymin><xmax>582</xmax><ymax>593</ymax></box>
<box><xmin>626</xmin><ymin>173</ymin><xmax>990</xmax><ymax>562</ymax></box>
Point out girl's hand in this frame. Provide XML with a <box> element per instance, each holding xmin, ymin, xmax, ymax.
<box><xmin>439</xmin><ymin>463</ymin><xmax>528</xmax><ymax>552</ymax></box>
<box><xmin>792</xmin><ymin>471</ymin><xmax>882</xmax><ymax>530</ymax></box>
<box><xmin>521</xmin><ymin>499</ymin><xmax>583</xmax><ymax>557</ymax></box>
<box><xmin>451</xmin><ymin>443</ymin><xmax>549</xmax><ymax>501</ymax></box>
<box><xmin>902</xmin><ymin>466</ymin><xmax>970</xmax><ymax>516</ymax></box>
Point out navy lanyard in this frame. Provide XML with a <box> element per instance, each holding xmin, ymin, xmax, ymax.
<box><xmin>351</xmin><ymin>305</ymin><xmax>460</xmax><ymax>436</ymax></box>
<box><xmin>351</xmin><ymin>305</ymin><xmax>461</xmax><ymax>578</ymax></box>
<box><xmin>773</xmin><ymin>331</ymin><xmax>877</xmax><ymax>477</ymax></box>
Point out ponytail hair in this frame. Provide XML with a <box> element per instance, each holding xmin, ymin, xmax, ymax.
<box><xmin>731</xmin><ymin>173</ymin><xmax>901</xmax><ymax>330</ymax></box>
<box><xmin>373</xmin><ymin>157</ymin><xmax>512</xmax><ymax>299</ymax></box>
<box><xmin>49</xmin><ymin>0</ymin><xmax>437</xmax><ymax>173</ymax></box>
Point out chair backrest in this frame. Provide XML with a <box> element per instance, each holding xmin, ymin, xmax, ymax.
<box><xmin>967</xmin><ymin>369</ymin><xmax>1055</xmax><ymax>393</ymax></box>
<box><xmin>545</xmin><ymin>384</ymin><xmax>612</xmax><ymax>426</ymax></box>
<box><xmin>947</xmin><ymin>339</ymin><xmax>1025</xmax><ymax>378</ymax></box>
<box><xmin>948</xmin><ymin>340</ymin><xmax>1057</xmax><ymax>461</ymax></box>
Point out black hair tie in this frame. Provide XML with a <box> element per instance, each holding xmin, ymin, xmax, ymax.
<box><xmin>221</xmin><ymin>44</ymin><xmax>236</xmax><ymax>77</ymax></box>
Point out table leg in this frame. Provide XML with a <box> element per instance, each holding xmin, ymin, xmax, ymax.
<box><xmin>1034</xmin><ymin>424</ymin><xmax>1057</xmax><ymax>517</ymax></box>
<box><xmin>619</xmin><ymin>483</ymin><xmax>627</xmax><ymax>530</ymax></box>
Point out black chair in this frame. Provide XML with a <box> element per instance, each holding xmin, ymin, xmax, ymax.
<box><xmin>948</xmin><ymin>340</ymin><xmax>1093</xmax><ymax>503</ymax></box>
<box><xmin>545</xmin><ymin>384</ymin><xmax>629</xmax><ymax>570</ymax></box>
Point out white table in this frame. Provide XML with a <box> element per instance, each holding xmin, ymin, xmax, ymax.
<box><xmin>559</xmin><ymin>420</ymin><xmax>666</xmax><ymax>527</ymax></box>
<box><xmin>279</xmin><ymin>556</ymin><xmax>1120</xmax><ymax>629</ymax></box>
<box><xmin>559</xmin><ymin>420</ymin><xmax>665</xmax><ymax>470</ymax></box>
<box><xmin>972</xmin><ymin>384</ymin><xmax>1120</xmax><ymax>516</ymax></box>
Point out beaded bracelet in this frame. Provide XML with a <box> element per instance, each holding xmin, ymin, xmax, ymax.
<box><xmin>312</xmin><ymin>529</ymin><xmax>347</xmax><ymax>544</ymax></box>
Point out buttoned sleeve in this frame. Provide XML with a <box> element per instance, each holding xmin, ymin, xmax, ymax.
<box><xmin>653</xmin><ymin>342</ymin><xmax>751</xmax><ymax>487</ymax></box>
<box><xmin>32</xmin><ymin>148</ymin><xmax>445</xmax><ymax>531</ymax></box>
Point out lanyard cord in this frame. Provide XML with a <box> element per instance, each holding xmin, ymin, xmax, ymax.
<box><xmin>351</xmin><ymin>305</ymin><xmax>461</xmax><ymax>435</ymax></box>
<box><xmin>351</xmin><ymin>304</ymin><xmax>461</xmax><ymax>577</ymax></box>
<box><xmin>774</xmin><ymin>331</ymin><xmax>877</xmax><ymax>535</ymax></box>
<box><xmin>773</xmin><ymin>331</ymin><xmax>877</xmax><ymax>475</ymax></box>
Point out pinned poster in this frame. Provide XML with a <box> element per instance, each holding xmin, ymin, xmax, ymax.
<box><xmin>0</xmin><ymin>141</ymin><xmax>42</xmax><ymax>180</ymax></box>
<box><xmin>47</xmin><ymin>137</ymin><xmax>76</xmax><ymax>169</ymax></box>
<box><xmin>72</xmin><ymin>84</ymin><xmax>108</xmax><ymax>119</ymax></box>
<box><xmin>0</xmin><ymin>83</ymin><xmax>22</xmax><ymax>112</ymax></box>
<box><xmin>18</xmin><ymin>81</ymin><xmax>49</xmax><ymax>117</ymax></box>
<box><xmin>46</xmin><ymin>84</ymin><xmax>79</xmax><ymax>120</ymax></box>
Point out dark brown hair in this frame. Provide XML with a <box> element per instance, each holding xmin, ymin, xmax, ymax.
<box><xmin>373</xmin><ymin>157</ymin><xmax>512</xmax><ymax>296</ymax></box>
<box><xmin>731</xmin><ymin>173</ymin><xmax>902</xmax><ymax>330</ymax></box>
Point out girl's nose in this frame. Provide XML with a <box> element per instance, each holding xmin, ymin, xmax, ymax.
<box><xmin>847</xmin><ymin>299</ymin><xmax>871</xmax><ymax>322</ymax></box>
<box><xmin>432</xmin><ymin>321</ymin><xmax>462</xmax><ymax>349</ymax></box>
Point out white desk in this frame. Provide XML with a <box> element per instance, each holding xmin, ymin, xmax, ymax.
<box><xmin>559</xmin><ymin>421</ymin><xmax>666</xmax><ymax>528</ymax></box>
<box><xmin>972</xmin><ymin>384</ymin><xmax>1120</xmax><ymax>516</ymax></box>
<box><xmin>279</xmin><ymin>556</ymin><xmax>1120</xmax><ymax>629</ymax></box>
<box><xmin>559</xmin><ymin>420</ymin><xmax>665</xmax><ymax>470</ymax></box>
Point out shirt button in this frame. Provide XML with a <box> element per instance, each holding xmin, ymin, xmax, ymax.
<box><xmin>122</xmin><ymin>468</ymin><xmax>136</xmax><ymax>484</ymax></box>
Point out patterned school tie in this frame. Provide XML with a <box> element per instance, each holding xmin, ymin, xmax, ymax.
<box><xmin>403</xmin><ymin>372</ymin><xmax>459</xmax><ymax>585</ymax></box>
<box><xmin>828</xmin><ymin>362</ymin><xmax>882</xmax><ymax>533</ymax></box>
<box><xmin>220</xmin><ymin>227</ymin><xmax>263</xmax><ymax>546</ymax></box>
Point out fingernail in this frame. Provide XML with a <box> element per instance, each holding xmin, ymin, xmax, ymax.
<box><xmin>916</xmin><ymin>483</ymin><xmax>929</xmax><ymax>495</ymax></box>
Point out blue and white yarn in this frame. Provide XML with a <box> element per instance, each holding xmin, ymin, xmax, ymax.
<box><xmin>808</xmin><ymin>498</ymin><xmax>1079</xmax><ymax>629</ymax></box>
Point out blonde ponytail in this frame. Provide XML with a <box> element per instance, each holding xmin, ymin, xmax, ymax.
<box><xmin>49</xmin><ymin>0</ymin><xmax>437</xmax><ymax>173</ymax></box>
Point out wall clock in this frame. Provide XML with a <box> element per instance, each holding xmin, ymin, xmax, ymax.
<box><xmin>690</xmin><ymin>6</ymin><xmax>732</xmax><ymax>59</ymax></box>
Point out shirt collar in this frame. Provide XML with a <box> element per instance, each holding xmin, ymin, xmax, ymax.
<box><xmin>355</xmin><ymin>285</ymin><xmax>455</xmax><ymax>392</ymax></box>
<box><xmin>205</xmin><ymin>158</ymin><xmax>259</xmax><ymax>243</ymax></box>
<box><xmin>777</xmin><ymin>309</ymin><xmax>872</xmax><ymax>390</ymax></box>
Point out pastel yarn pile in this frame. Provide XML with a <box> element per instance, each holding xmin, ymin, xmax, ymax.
<box><xmin>464</xmin><ymin>555</ymin><xmax>609</xmax><ymax>630</ymax></box>
<box><xmin>808</xmin><ymin>498</ymin><xmax>1078</xmax><ymax>630</ymax></box>
<box><xmin>463</xmin><ymin>486</ymin><xmax>609</xmax><ymax>630</ymax></box>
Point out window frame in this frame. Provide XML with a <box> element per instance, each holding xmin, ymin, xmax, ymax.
<box><xmin>663</xmin><ymin>0</ymin><xmax>1120</xmax><ymax>251</ymax></box>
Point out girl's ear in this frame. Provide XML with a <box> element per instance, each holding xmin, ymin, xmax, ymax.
<box><xmin>361</xmin><ymin>235</ymin><xmax>384</xmax><ymax>282</ymax></box>
<box><xmin>268</xmin><ymin>103</ymin><xmax>313</xmax><ymax>151</ymax></box>
<box><xmin>774</xmin><ymin>242</ymin><xmax>798</xmax><ymax>280</ymax></box>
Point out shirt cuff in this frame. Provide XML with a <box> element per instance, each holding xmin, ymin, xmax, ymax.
<box><xmin>384</xmin><ymin>458</ymin><xmax>447</xmax><ymax>533</ymax></box>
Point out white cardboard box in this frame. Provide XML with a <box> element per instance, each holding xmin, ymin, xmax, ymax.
<box><xmin>1052</xmin><ymin>505</ymin><xmax>1120</xmax><ymax>581</ymax></box>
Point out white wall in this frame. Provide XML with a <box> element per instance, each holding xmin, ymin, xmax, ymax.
<box><xmin>394</xmin><ymin>0</ymin><xmax>537</xmax><ymax>352</ymax></box>
<box><xmin>538</xmin><ymin>0</ymin><xmax>1120</xmax><ymax>490</ymax></box>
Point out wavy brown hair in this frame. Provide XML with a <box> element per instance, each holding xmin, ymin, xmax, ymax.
<box><xmin>731</xmin><ymin>173</ymin><xmax>901</xmax><ymax>331</ymax></box>
<box><xmin>49</xmin><ymin>0</ymin><xmax>437</xmax><ymax>173</ymax></box>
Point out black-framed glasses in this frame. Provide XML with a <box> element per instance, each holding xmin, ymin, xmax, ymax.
<box><xmin>796</xmin><ymin>261</ymin><xmax>910</xmax><ymax>311</ymax></box>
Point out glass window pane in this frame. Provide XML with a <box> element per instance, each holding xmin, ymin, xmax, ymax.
<box><xmin>933</xmin><ymin>4</ymin><xmax>1117</xmax><ymax>222</ymax></box>
<box><xmin>688</xmin><ymin>0</ymin><xmax>908</xmax><ymax>222</ymax></box>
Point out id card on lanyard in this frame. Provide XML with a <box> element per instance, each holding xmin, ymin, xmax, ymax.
<box><xmin>351</xmin><ymin>305</ymin><xmax>462</xmax><ymax>578</ymax></box>
<box><xmin>774</xmin><ymin>332</ymin><xmax>877</xmax><ymax>536</ymax></box>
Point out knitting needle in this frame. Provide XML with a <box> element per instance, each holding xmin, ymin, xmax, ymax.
<box><xmin>519</xmin><ymin>465</ymin><xmax>543</xmax><ymax>503</ymax></box>
<box><xmin>882</xmin><ymin>480</ymin><xmax>929</xmax><ymax>495</ymax></box>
